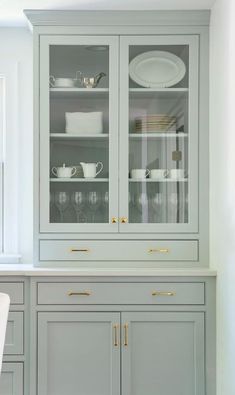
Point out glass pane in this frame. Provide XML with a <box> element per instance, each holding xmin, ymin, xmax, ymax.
<box><xmin>49</xmin><ymin>44</ymin><xmax>110</xmax><ymax>224</ymax></box>
<box><xmin>128</xmin><ymin>44</ymin><xmax>189</xmax><ymax>224</ymax></box>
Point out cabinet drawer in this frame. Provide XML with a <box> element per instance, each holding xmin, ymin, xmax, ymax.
<box><xmin>4</xmin><ymin>312</ymin><xmax>24</xmax><ymax>355</ymax></box>
<box><xmin>40</xmin><ymin>240</ymin><xmax>198</xmax><ymax>261</ymax></box>
<box><xmin>37</xmin><ymin>282</ymin><xmax>204</xmax><ymax>305</ymax></box>
<box><xmin>0</xmin><ymin>282</ymin><xmax>24</xmax><ymax>304</ymax></box>
<box><xmin>0</xmin><ymin>363</ymin><xmax>24</xmax><ymax>395</ymax></box>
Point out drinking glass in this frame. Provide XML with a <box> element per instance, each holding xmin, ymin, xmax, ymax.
<box><xmin>54</xmin><ymin>192</ymin><xmax>70</xmax><ymax>222</ymax></box>
<box><xmin>102</xmin><ymin>191</ymin><xmax>109</xmax><ymax>220</ymax></box>
<box><xmin>151</xmin><ymin>192</ymin><xmax>164</xmax><ymax>223</ymax></box>
<box><xmin>87</xmin><ymin>192</ymin><xmax>101</xmax><ymax>222</ymax></box>
<box><xmin>71</xmin><ymin>191</ymin><xmax>87</xmax><ymax>223</ymax></box>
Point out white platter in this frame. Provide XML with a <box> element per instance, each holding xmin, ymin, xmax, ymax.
<box><xmin>129</xmin><ymin>51</ymin><xmax>186</xmax><ymax>88</ymax></box>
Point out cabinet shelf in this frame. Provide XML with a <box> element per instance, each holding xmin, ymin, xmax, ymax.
<box><xmin>129</xmin><ymin>88</ymin><xmax>188</xmax><ymax>99</ymax></box>
<box><xmin>50</xmin><ymin>133</ymin><xmax>109</xmax><ymax>140</ymax></box>
<box><xmin>50</xmin><ymin>88</ymin><xmax>109</xmax><ymax>97</ymax></box>
<box><xmin>129</xmin><ymin>178</ymin><xmax>188</xmax><ymax>183</ymax></box>
<box><xmin>129</xmin><ymin>133</ymin><xmax>187</xmax><ymax>138</ymax></box>
<box><xmin>50</xmin><ymin>178</ymin><xmax>109</xmax><ymax>182</ymax></box>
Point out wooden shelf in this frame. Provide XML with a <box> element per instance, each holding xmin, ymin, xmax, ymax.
<box><xmin>129</xmin><ymin>88</ymin><xmax>188</xmax><ymax>99</ymax></box>
<box><xmin>50</xmin><ymin>88</ymin><xmax>109</xmax><ymax>98</ymax></box>
<box><xmin>50</xmin><ymin>178</ymin><xmax>109</xmax><ymax>182</ymax></box>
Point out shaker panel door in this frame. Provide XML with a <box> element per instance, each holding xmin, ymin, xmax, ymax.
<box><xmin>122</xmin><ymin>312</ymin><xmax>205</xmax><ymax>395</ymax></box>
<box><xmin>38</xmin><ymin>312</ymin><xmax>120</xmax><ymax>395</ymax></box>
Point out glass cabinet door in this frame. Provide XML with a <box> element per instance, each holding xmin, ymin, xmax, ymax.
<box><xmin>119</xmin><ymin>36</ymin><xmax>199</xmax><ymax>233</ymax></box>
<box><xmin>39</xmin><ymin>36</ymin><xmax>119</xmax><ymax>232</ymax></box>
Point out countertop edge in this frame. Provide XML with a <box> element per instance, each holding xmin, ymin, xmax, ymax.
<box><xmin>0</xmin><ymin>265</ymin><xmax>217</xmax><ymax>277</ymax></box>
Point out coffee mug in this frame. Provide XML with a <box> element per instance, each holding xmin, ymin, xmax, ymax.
<box><xmin>150</xmin><ymin>169</ymin><xmax>169</xmax><ymax>179</ymax></box>
<box><xmin>130</xmin><ymin>169</ymin><xmax>150</xmax><ymax>179</ymax></box>
<box><xmin>169</xmin><ymin>169</ymin><xmax>186</xmax><ymax>179</ymax></box>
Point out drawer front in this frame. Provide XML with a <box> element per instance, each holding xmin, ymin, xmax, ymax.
<box><xmin>37</xmin><ymin>282</ymin><xmax>204</xmax><ymax>305</ymax></box>
<box><xmin>0</xmin><ymin>282</ymin><xmax>24</xmax><ymax>304</ymax></box>
<box><xmin>40</xmin><ymin>240</ymin><xmax>198</xmax><ymax>261</ymax></box>
<box><xmin>4</xmin><ymin>312</ymin><xmax>24</xmax><ymax>355</ymax></box>
<box><xmin>0</xmin><ymin>363</ymin><xmax>24</xmax><ymax>395</ymax></box>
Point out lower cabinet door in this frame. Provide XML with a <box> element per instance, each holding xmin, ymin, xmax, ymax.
<box><xmin>0</xmin><ymin>363</ymin><xmax>24</xmax><ymax>395</ymax></box>
<box><xmin>37</xmin><ymin>312</ymin><xmax>120</xmax><ymax>395</ymax></box>
<box><xmin>122</xmin><ymin>312</ymin><xmax>205</xmax><ymax>395</ymax></box>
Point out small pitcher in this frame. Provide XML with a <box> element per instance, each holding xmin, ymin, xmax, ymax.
<box><xmin>80</xmin><ymin>162</ymin><xmax>103</xmax><ymax>178</ymax></box>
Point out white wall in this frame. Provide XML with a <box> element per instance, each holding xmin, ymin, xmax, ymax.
<box><xmin>0</xmin><ymin>28</ymin><xmax>33</xmax><ymax>263</ymax></box>
<box><xmin>210</xmin><ymin>0</ymin><xmax>235</xmax><ymax>393</ymax></box>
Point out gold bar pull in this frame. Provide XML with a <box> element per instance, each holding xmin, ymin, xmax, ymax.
<box><xmin>70</xmin><ymin>248</ymin><xmax>90</xmax><ymax>253</ymax></box>
<box><xmin>124</xmin><ymin>323</ymin><xmax>128</xmax><ymax>346</ymax></box>
<box><xmin>120</xmin><ymin>217</ymin><xmax>128</xmax><ymax>224</ymax></box>
<box><xmin>152</xmin><ymin>291</ymin><xmax>175</xmax><ymax>297</ymax></box>
<box><xmin>113</xmin><ymin>324</ymin><xmax>119</xmax><ymax>347</ymax></box>
<box><xmin>148</xmin><ymin>248</ymin><xmax>169</xmax><ymax>253</ymax></box>
<box><xmin>111</xmin><ymin>217</ymin><xmax>118</xmax><ymax>224</ymax></box>
<box><xmin>68</xmin><ymin>291</ymin><xmax>91</xmax><ymax>296</ymax></box>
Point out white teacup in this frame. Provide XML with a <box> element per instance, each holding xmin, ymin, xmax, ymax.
<box><xmin>49</xmin><ymin>76</ymin><xmax>75</xmax><ymax>88</ymax></box>
<box><xmin>169</xmin><ymin>169</ymin><xmax>186</xmax><ymax>179</ymax></box>
<box><xmin>52</xmin><ymin>164</ymin><xmax>76</xmax><ymax>178</ymax></box>
<box><xmin>130</xmin><ymin>169</ymin><xmax>150</xmax><ymax>179</ymax></box>
<box><xmin>150</xmin><ymin>169</ymin><xmax>169</xmax><ymax>180</ymax></box>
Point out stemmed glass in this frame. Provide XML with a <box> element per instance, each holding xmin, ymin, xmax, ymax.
<box><xmin>54</xmin><ymin>192</ymin><xmax>70</xmax><ymax>222</ymax></box>
<box><xmin>102</xmin><ymin>191</ymin><xmax>109</xmax><ymax>221</ymax></box>
<box><xmin>71</xmin><ymin>191</ymin><xmax>87</xmax><ymax>223</ymax></box>
<box><xmin>150</xmin><ymin>192</ymin><xmax>164</xmax><ymax>223</ymax></box>
<box><xmin>87</xmin><ymin>192</ymin><xmax>101</xmax><ymax>223</ymax></box>
<box><xmin>134</xmin><ymin>192</ymin><xmax>149</xmax><ymax>222</ymax></box>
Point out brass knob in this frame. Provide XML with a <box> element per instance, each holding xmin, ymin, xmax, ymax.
<box><xmin>111</xmin><ymin>217</ymin><xmax>118</xmax><ymax>224</ymax></box>
<box><xmin>120</xmin><ymin>217</ymin><xmax>128</xmax><ymax>224</ymax></box>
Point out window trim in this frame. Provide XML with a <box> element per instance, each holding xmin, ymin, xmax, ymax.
<box><xmin>0</xmin><ymin>61</ymin><xmax>21</xmax><ymax>263</ymax></box>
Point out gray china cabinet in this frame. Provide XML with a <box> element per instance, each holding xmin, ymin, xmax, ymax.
<box><xmin>17</xmin><ymin>10</ymin><xmax>214</xmax><ymax>395</ymax></box>
<box><xmin>25</xmin><ymin>10</ymin><xmax>209</xmax><ymax>267</ymax></box>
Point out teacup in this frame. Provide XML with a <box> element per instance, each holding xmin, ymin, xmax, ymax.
<box><xmin>130</xmin><ymin>169</ymin><xmax>150</xmax><ymax>179</ymax></box>
<box><xmin>169</xmin><ymin>169</ymin><xmax>186</xmax><ymax>179</ymax></box>
<box><xmin>150</xmin><ymin>169</ymin><xmax>169</xmax><ymax>180</ymax></box>
<box><xmin>52</xmin><ymin>164</ymin><xmax>76</xmax><ymax>178</ymax></box>
<box><xmin>49</xmin><ymin>76</ymin><xmax>75</xmax><ymax>88</ymax></box>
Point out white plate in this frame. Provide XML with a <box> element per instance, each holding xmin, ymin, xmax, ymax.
<box><xmin>129</xmin><ymin>51</ymin><xmax>186</xmax><ymax>88</ymax></box>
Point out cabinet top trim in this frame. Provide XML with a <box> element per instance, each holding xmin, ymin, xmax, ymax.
<box><xmin>24</xmin><ymin>10</ymin><xmax>210</xmax><ymax>28</ymax></box>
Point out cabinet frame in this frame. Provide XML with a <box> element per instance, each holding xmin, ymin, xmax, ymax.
<box><xmin>39</xmin><ymin>35</ymin><xmax>119</xmax><ymax>233</ymax></box>
<box><xmin>119</xmin><ymin>35</ymin><xmax>199</xmax><ymax>233</ymax></box>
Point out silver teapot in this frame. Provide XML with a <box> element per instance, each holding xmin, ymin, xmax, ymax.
<box><xmin>76</xmin><ymin>71</ymin><xmax>106</xmax><ymax>88</ymax></box>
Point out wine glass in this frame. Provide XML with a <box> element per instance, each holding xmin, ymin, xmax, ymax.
<box><xmin>151</xmin><ymin>192</ymin><xmax>164</xmax><ymax>223</ymax></box>
<box><xmin>102</xmin><ymin>191</ymin><xmax>109</xmax><ymax>221</ymax></box>
<box><xmin>87</xmin><ymin>192</ymin><xmax>101</xmax><ymax>223</ymax></box>
<box><xmin>134</xmin><ymin>192</ymin><xmax>149</xmax><ymax>223</ymax></box>
<box><xmin>54</xmin><ymin>192</ymin><xmax>70</xmax><ymax>222</ymax></box>
<box><xmin>71</xmin><ymin>191</ymin><xmax>87</xmax><ymax>223</ymax></box>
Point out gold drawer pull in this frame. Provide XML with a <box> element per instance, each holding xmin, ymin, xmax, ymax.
<box><xmin>68</xmin><ymin>291</ymin><xmax>91</xmax><ymax>296</ymax></box>
<box><xmin>113</xmin><ymin>324</ymin><xmax>119</xmax><ymax>347</ymax></box>
<box><xmin>152</xmin><ymin>291</ymin><xmax>175</xmax><ymax>297</ymax></box>
<box><xmin>148</xmin><ymin>248</ymin><xmax>169</xmax><ymax>253</ymax></box>
<box><xmin>70</xmin><ymin>248</ymin><xmax>90</xmax><ymax>253</ymax></box>
<box><xmin>124</xmin><ymin>323</ymin><xmax>128</xmax><ymax>346</ymax></box>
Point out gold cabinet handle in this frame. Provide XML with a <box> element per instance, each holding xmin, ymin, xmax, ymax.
<box><xmin>152</xmin><ymin>291</ymin><xmax>175</xmax><ymax>297</ymax></box>
<box><xmin>148</xmin><ymin>248</ymin><xmax>169</xmax><ymax>253</ymax></box>
<box><xmin>113</xmin><ymin>324</ymin><xmax>119</xmax><ymax>347</ymax></box>
<box><xmin>120</xmin><ymin>217</ymin><xmax>128</xmax><ymax>224</ymax></box>
<box><xmin>124</xmin><ymin>323</ymin><xmax>128</xmax><ymax>346</ymax></box>
<box><xmin>70</xmin><ymin>248</ymin><xmax>90</xmax><ymax>253</ymax></box>
<box><xmin>68</xmin><ymin>291</ymin><xmax>91</xmax><ymax>296</ymax></box>
<box><xmin>111</xmin><ymin>217</ymin><xmax>118</xmax><ymax>224</ymax></box>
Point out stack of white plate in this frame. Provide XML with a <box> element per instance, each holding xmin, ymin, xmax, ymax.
<box><xmin>135</xmin><ymin>115</ymin><xmax>176</xmax><ymax>133</ymax></box>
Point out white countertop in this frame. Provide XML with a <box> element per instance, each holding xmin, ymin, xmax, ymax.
<box><xmin>0</xmin><ymin>264</ymin><xmax>217</xmax><ymax>276</ymax></box>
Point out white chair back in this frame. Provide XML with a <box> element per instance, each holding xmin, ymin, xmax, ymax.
<box><xmin>0</xmin><ymin>293</ymin><xmax>10</xmax><ymax>374</ymax></box>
